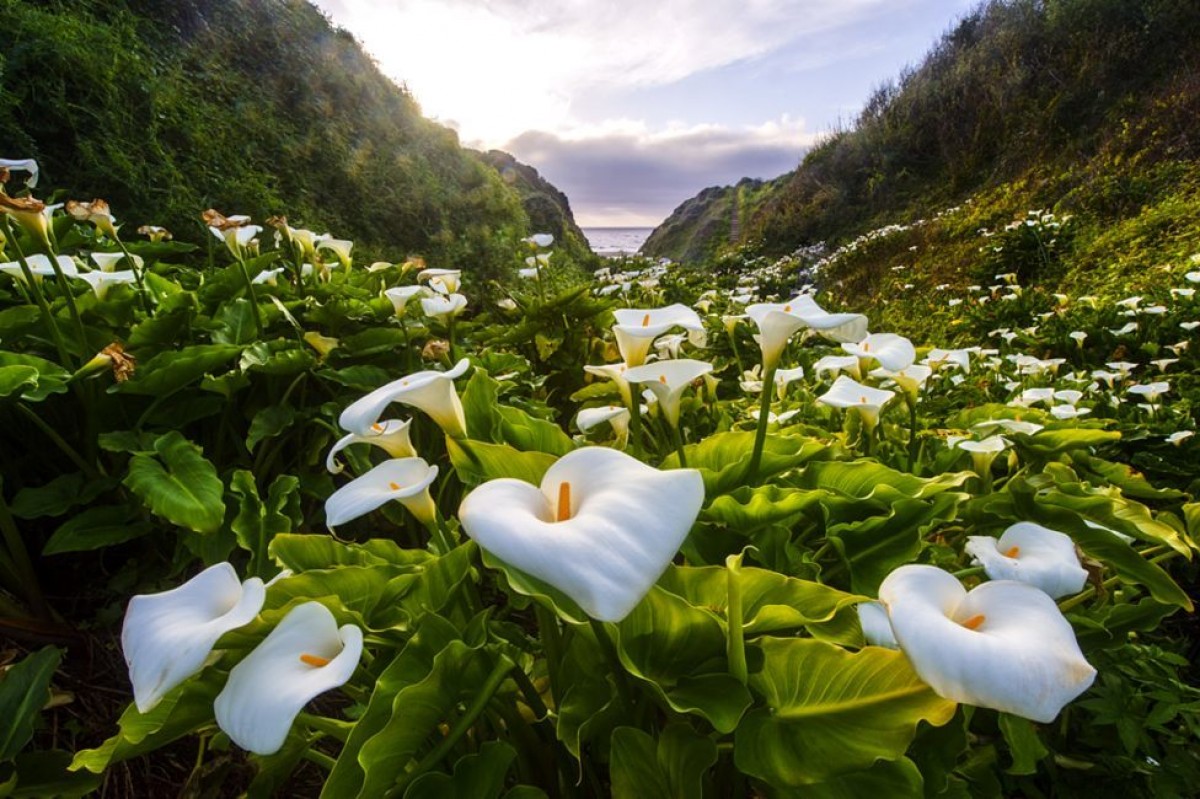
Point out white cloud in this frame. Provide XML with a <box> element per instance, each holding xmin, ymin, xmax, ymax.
<box><xmin>313</xmin><ymin>0</ymin><xmax>903</xmax><ymax>145</ymax></box>
<box><xmin>502</xmin><ymin>116</ymin><xmax>818</xmax><ymax>226</ymax></box>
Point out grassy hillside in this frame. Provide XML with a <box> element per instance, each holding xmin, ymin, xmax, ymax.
<box><xmin>646</xmin><ymin>0</ymin><xmax>1200</xmax><ymax>329</ymax></box>
<box><xmin>0</xmin><ymin>0</ymin><xmax>589</xmax><ymax>279</ymax></box>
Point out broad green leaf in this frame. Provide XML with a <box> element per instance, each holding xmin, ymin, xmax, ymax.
<box><xmin>340</xmin><ymin>328</ymin><xmax>411</xmax><ymax>357</ymax></box>
<box><xmin>496</xmin><ymin>405</ymin><xmax>575</xmax><ymax>456</ymax></box>
<box><xmin>0</xmin><ymin>647</ymin><xmax>61</xmax><ymax>761</ymax></box>
<box><xmin>11</xmin><ymin>474</ymin><xmax>113</xmax><ymax>520</ymax></box>
<box><xmin>230</xmin><ymin>471</ymin><xmax>300</xmax><ymax>576</ymax></box>
<box><xmin>70</xmin><ymin>675</ymin><xmax>220</xmax><ymax>774</ymax></box>
<box><xmin>612</xmin><ymin>586</ymin><xmax>752</xmax><ymax>733</ymax></box>
<box><xmin>657</xmin><ymin>563</ymin><xmax>866</xmax><ymax>642</ymax></box>
<box><xmin>0</xmin><ymin>306</ymin><xmax>42</xmax><ymax>340</ymax></box>
<box><xmin>123</xmin><ymin>431</ymin><xmax>224</xmax><ymax>534</ymax></box>
<box><xmin>556</xmin><ymin>626</ymin><xmax>625</xmax><ymax>760</ymax></box>
<box><xmin>0</xmin><ymin>353</ymin><xmax>69</xmax><ymax>401</ymax></box>
<box><xmin>794</xmin><ymin>460</ymin><xmax>973</xmax><ymax>500</ymax></box>
<box><xmin>1071</xmin><ymin>452</ymin><xmax>1187</xmax><ymax>502</ymax></box>
<box><xmin>269</xmin><ymin>533</ymin><xmax>432</xmax><ymax>571</ymax></box>
<box><xmin>405</xmin><ymin>741</ymin><xmax>517</xmax><ymax>799</ymax></box>
<box><xmin>3</xmin><ymin>751</ymin><xmax>100</xmax><ymax>798</ymax></box>
<box><xmin>460</xmin><ymin>367</ymin><xmax>501</xmax><ymax>442</ymax></box>
<box><xmin>322</xmin><ymin>615</ymin><xmax>461</xmax><ymax>798</ymax></box>
<box><xmin>703</xmin><ymin>485</ymin><xmax>829</xmax><ymax>531</ymax></box>
<box><xmin>246</xmin><ymin>404</ymin><xmax>296</xmax><ymax>452</ymax></box>
<box><xmin>115</xmin><ymin>344</ymin><xmax>242</xmax><ymax>396</ymax></box>
<box><xmin>246</xmin><ymin>731</ymin><xmax>316</xmax><ymax>799</ymax></box>
<box><xmin>789</xmin><ymin>757</ymin><xmax>924</xmax><ymax>799</ymax></box>
<box><xmin>240</xmin><ymin>341</ymin><xmax>315</xmax><ymax>376</ymax></box>
<box><xmin>610</xmin><ymin>724</ymin><xmax>717</xmax><ymax>799</ymax></box>
<box><xmin>447</xmin><ymin>439</ymin><xmax>557</xmax><ymax>486</ymax></box>
<box><xmin>662</xmin><ymin>431</ymin><xmax>836</xmax><ymax>495</ymax></box>
<box><xmin>479</xmin><ymin>547</ymin><xmax>590</xmax><ymax>625</ymax></box>
<box><xmin>998</xmin><ymin>714</ymin><xmax>1047</xmax><ymax>775</ymax></box>
<box><xmin>1019</xmin><ymin>428</ymin><xmax>1121</xmax><ymax>457</ymax></box>
<box><xmin>43</xmin><ymin>505</ymin><xmax>152</xmax><ymax>555</ymax></box>
<box><xmin>734</xmin><ymin>637</ymin><xmax>956</xmax><ymax>787</ymax></box>
<box><xmin>212</xmin><ymin>298</ymin><xmax>260</xmax><ymax>345</ymax></box>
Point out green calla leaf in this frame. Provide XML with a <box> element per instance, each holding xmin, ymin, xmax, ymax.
<box><xmin>0</xmin><ymin>352</ymin><xmax>70</xmax><ymax>401</ymax></box>
<box><xmin>269</xmin><ymin>532</ymin><xmax>432</xmax><ymax>571</ymax></box>
<box><xmin>447</xmin><ymin>438</ymin><xmax>557</xmax><ymax>486</ymax></box>
<box><xmin>998</xmin><ymin>714</ymin><xmax>1048</xmax><ymax>775</ymax></box>
<box><xmin>0</xmin><ymin>647</ymin><xmax>62</xmax><ymax>761</ymax></box>
<box><xmin>610</xmin><ymin>724</ymin><xmax>718</xmax><ymax>799</ymax></box>
<box><xmin>42</xmin><ymin>505</ymin><xmax>152</xmax><ymax>555</ymax></box>
<box><xmin>662</xmin><ymin>431</ymin><xmax>836</xmax><ymax>495</ymax></box>
<box><xmin>734</xmin><ymin>637</ymin><xmax>957</xmax><ymax>788</ymax></box>
<box><xmin>123</xmin><ymin>431</ymin><xmax>224</xmax><ymax>534</ymax></box>
<box><xmin>703</xmin><ymin>485</ymin><xmax>829</xmax><ymax>531</ymax></box>
<box><xmin>115</xmin><ymin>343</ymin><xmax>242</xmax><ymax>396</ymax></box>
<box><xmin>405</xmin><ymin>741</ymin><xmax>517</xmax><ymax>799</ymax></box>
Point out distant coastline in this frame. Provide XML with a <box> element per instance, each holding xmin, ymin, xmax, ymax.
<box><xmin>582</xmin><ymin>227</ymin><xmax>654</xmax><ymax>258</ymax></box>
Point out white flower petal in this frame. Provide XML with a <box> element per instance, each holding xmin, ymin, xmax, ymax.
<box><xmin>214</xmin><ymin>602</ymin><xmax>362</xmax><ymax>755</ymax></box>
<box><xmin>857</xmin><ymin>601</ymin><xmax>898</xmax><ymax>649</ymax></box>
<box><xmin>338</xmin><ymin>359</ymin><xmax>470</xmax><ymax>438</ymax></box>
<box><xmin>122</xmin><ymin>563</ymin><xmax>265</xmax><ymax>713</ymax></box>
<box><xmin>965</xmin><ymin>523</ymin><xmax>1087</xmax><ymax>599</ymax></box>
<box><xmin>879</xmin><ymin>565</ymin><xmax>1095</xmax><ymax>722</ymax></box>
<box><xmin>459</xmin><ymin>447</ymin><xmax>705</xmax><ymax>621</ymax></box>
<box><xmin>325</xmin><ymin>457</ymin><xmax>439</xmax><ymax>528</ymax></box>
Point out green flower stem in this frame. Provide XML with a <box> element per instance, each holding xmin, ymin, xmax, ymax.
<box><xmin>862</xmin><ymin>421</ymin><xmax>875</xmax><ymax>458</ymax></box>
<box><xmin>298</xmin><ymin>712</ymin><xmax>352</xmax><ymax>742</ymax></box>
<box><xmin>41</xmin><ymin>245</ymin><xmax>89</xmax><ymax>368</ymax></box>
<box><xmin>670</xmin><ymin>423</ymin><xmax>689</xmax><ymax>468</ymax></box>
<box><xmin>907</xmin><ymin>397</ymin><xmax>920</xmax><ymax>473</ymax></box>
<box><xmin>627</xmin><ymin>392</ymin><xmax>644</xmax><ymax>458</ymax></box>
<box><xmin>534</xmin><ymin>604</ymin><xmax>565</xmax><ymax>707</ymax></box>
<box><xmin>16</xmin><ymin>403</ymin><xmax>103</xmax><ymax>479</ymax></box>
<box><xmin>747</xmin><ymin>363</ymin><xmax>777</xmax><ymax>482</ymax></box>
<box><xmin>588</xmin><ymin>618</ymin><xmax>637</xmax><ymax>719</ymax></box>
<box><xmin>393</xmin><ymin>656</ymin><xmax>515</xmax><ymax>793</ymax></box>
<box><xmin>1058</xmin><ymin>550</ymin><xmax>1180</xmax><ymax>614</ymax></box>
<box><xmin>951</xmin><ymin>565</ymin><xmax>987</xmax><ymax>580</ymax></box>
<box><xmin>1</xmin><ymin>217</ymin><xmax>70</xmax><ymax>365</ymax></box>
<box><xmin>300</xmin><ymin>749</ymin><xmax>337</xmax><ymax>771</ymax></box>
<box><xmin>114</xmin><ymin>237</ymin><xmax>153</xmax><ymax>316</ymax></box>
<box><xmin>429</xmin><ymin>510</ymin><xmax>456</xmax><ymax>555</ymax></box>
<box><xmin>726</xmin><ymin>556</ymin><xmax>748</xmax><ymax>685</ymax></box>
<box><xmin>232</xmin><ymin>252</ymin><xmax>266</xmax><ymax>338</ymax></box>
<box><xmin>727</xmin><ymin>327</ymin><xmax>746</xmax><ymax>376</ymax></box>
<box><xmin>447</xmin><ymin>316</ymin><xmax>457</xmax><ymax>363</ymax></box>
<box><xmin>0</xmin><ymin>478</ymin><xmax>47</xmax><ymax>618</ymax></box>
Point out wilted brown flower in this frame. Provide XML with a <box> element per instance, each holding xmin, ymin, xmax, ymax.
<box><xmin>202</xmin><ymin>208</ymin><xmax>251</xmax><ymax>231</ymax></box>
<box><xmin>103</xmin><ymin>343</ymin><xmax>137</xmax><ymax>382</ymax></box>
<box><xmin>137</xmin><ymin>225</ymin><xmax>173</xmax><ymax>242</ymax></box>
<box><xmin>422</xmin><ymin>339</ymin><xmax>451</xmax><ymax>361</ymax></box>
<box><xmin>66</xmin><ymin>199</ymin><xmax>119</xmax><ymax>239</ymax></box>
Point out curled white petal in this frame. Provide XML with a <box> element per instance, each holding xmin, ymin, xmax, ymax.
<box><xmin>214</xmin><ymin>602</ymin><xmax>362</xmax><ymax>755</ymax></box>
<box><xmin>122</xmin><ymin>563</ymin><xmax>265</xmax><ymax>713</ymax></box>
<box><xmin>325</xmin><ymin>457</ymin><xmax>439</xmax><ymax>528</ymax></box>
<box><xmin>965</xmin><ymin>522</ymin><xmax>1087</xmax><ymax>599</ymax></box>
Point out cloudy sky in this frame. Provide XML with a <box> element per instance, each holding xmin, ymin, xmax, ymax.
<box><xmin>312</xmin><ymin>0</ymin><xmax>978</xmax><ymax>226</ymax></box>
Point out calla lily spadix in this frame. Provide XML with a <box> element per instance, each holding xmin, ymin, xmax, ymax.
<box><xmin>746</xmin><ymin>294</ymin><xmax>869</xmax><ymax>372</ymax></box>
<box><xmin>459</xmin><ymin>447</ymin><xmax>705</xmax><ymax>622</ymax></box>
<box><xmin>878</xmin><ymin>564</ymin><xmax>1096</xmax><ymax>722</ymax></box>
<box><xmin>214</xmin><ymin>601</ymin><xmax>363</xmax><ymax>756</ymax></box>
<box><xmin>965</xmin><ymin>522</ymin><xmax>1087</xmax><ymax>599</ymax></box>
<box><xmin>325</xmin><ymin>457</ymin><xmax>439</xmax><ymax>528</ymax></box>
<box><xmin>417</xmin><ymin>268</ymin><xmax>461</xmax><ymax>294</ymax></box>
<box><xmin>339</xmin><ymin>358</ymin><xmax>470</xmax><ymax>439</ymax></box>
<box><xmin>326</xmin><ymin>417</ymin><xmax>415</xmax><ymax>474</ymax></box>
<box><xmin>611</xmin><ymin>304</ymin><xmax>705</xmax><ymax>367</ymax></box>
<box><xmin>816</xmin><ymin>375</ymin><xmax>896</xmax><ymax>430</ymax></box>
<box><xmin>841</xmin><ymin>333</ymin><xmax>916</xmax><ymax>372</ymax></box>
<box><xmin>623</xmin><ymin>358</ymin><xmax>713</xmax><ymax>429</ymax></box>
<box><xmin>122</xmin><ymin>562</ymin><xmax>266</xmax><ymax>713</ymax></box>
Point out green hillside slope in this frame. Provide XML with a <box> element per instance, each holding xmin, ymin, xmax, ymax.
<box><xmin>0</xmin><ymin>0</ymin><xmax>587</xmax><ymax>277</ymax></box>
<box><xmin>645</xmin><ymin>0</ymin><xmax>1200</xmax><ymax>333</ymax></box>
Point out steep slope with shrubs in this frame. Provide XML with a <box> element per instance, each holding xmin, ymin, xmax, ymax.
<box><xmin>0</xmin><ymin>0</ymin><xmax>587</xmax><ymax>278</ymax></box>
<box><xmin>646</xmin><ymin>0</ymin><xmax>1200</xmax><ymax>328</ymax></box>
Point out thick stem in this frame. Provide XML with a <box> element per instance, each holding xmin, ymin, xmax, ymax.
<box><xmin>726</xmin><ymin>555</ymin><xmax>748</xmax><ymax>685</ymax></box>
<box><xmin>627</xmin><ymin>391</ymin><xmax>644</xmax><ymax>458</ymax></box>
<box><xmin>233</xmin><ymin>254</ymin><xmax>266</xmax><ymax>338</ymax></box>
<box><xmin>393</xmin><ymin>656</ymin><xmax>515</xmax><ymax>792</ymax></box>
<box><xmin>588</xmin><ymin>619</ymin><xmax>637</xmax><ymax>719</ymax></box>
<box><xmin>534</xmin><ymin>604</ymin><xmax>564</xmax><ymax>707</ymax></box>
<box><xmin>671</xmin><ymin>422</ymin><xmax>688</xmax><ymax>468</ymax></box>
<box><xmin>114</xmin><ymin>237</ymin><xmax>154</xmax><ymax>316</ymax></box>
<box><xmin>747</xmin><ymin>363</ymin><xmax>777</xmax><ymax>483</ymax></box>
<box><xmin>907</xmin><ymin>397</ymin><xmax>919</xmax><ymax>473</ymax></box>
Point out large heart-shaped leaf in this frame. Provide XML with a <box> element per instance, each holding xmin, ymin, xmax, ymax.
<box><xmin>123</xmin><ymin>431</ymin><xmax>224</xmax><ymax>534</ymax></box>
<box><xmin>734</xmin><ymin>637</ymin><xmax>956</xmax><ymax>787</ymax></box>
<box><xmin>610</xmin><ymin>724</ymin><xmax>718</xmax><ymax>799</ymax></box>
<box><xmin>0</xmin><ymin>647</ymin><xmax>62</xmax><ymax>761</ymax></box>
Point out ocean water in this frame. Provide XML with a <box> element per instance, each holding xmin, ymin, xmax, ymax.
<box><xmin>582</xmin><ymin>227</ymin><xmax>655</xmax><ymax>257</ymax></box>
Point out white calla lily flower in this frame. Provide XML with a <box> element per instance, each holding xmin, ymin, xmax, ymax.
<box><xmin>383</xmin><ymin>285</ymin><xmax>428</xmax><ymax>315</ymax></box>
<box><xmin>879</xmin><ymin>565</ymin><xmax>1095</xmax><ymax>722</ymax></box>
<box><xmin>576</xmin><ymin>405</ymin><xmax>632</xmax><ymax>448</ymax></box>
<box><xmin>815</xmin><ymin>375</ymin><xmax>895</xmax><ymax>429</ymax></box>
<box><xmin>526</xmin><ymin>233</ymin><xmax>554</xmax><ymax>248</ymax></box>
<box><xmin>122</xmin><ymin>563</ymin><xmax>266</xmax><ymax>713</ymax></box>
<box><xmin>812</xmin><ymin>354</ymin><xmax>862</xmax><ymax>380</ymax></box>
<box><xmin>0</xmin><ymin>254</ymin><xmax>78</xmax><ymax>284</ymax></box>
<box><xmin>623</xmin><ymin>358</ymin><xmax>713</xmax><ymax>428</ymax></box>
<box><xmin>74</xmin><ymin>269</ymin><xmax>138</xmax><ymax>299</ymax></box>
<box><xmin>871</xmin><ymin>364</ymin><xmax>933</xmax><ymax>401</ymax></box>
<box><xmin>746</xmin><ymin>294</ymin><xmax>868</xmax><ymax>371</ymax></box>
<box><xmin>857</xmin><ymin>601</ymin><xmax>898</xmax><ymax>649</ymax></box>
<box><xmin>841</xmin><ymin>333</ymin><xmax>916</xmax><ymax>371</ymax></box>
<box><xmin>583</xmin><ymin>362</ymin><xmax>633</xmax><ymax>408</ymax></box>
<box><xmin>773</xmin><ymin>366</ymin><xmax>806</xmax><ymax>401</ymax></box>
<box><xmin>214</xmin><ymin>601</ymin><xmax>363</xmax><ymax>755</ymax></box>
<box><xmin>421</xmin><ymin>292</ymin><xmax>468</xmax><ymax>322</ymax></box>
<box><xmin>459</xmin><ymin>447</ymin><xmax>704</xmax><ymax>621</ymax></box>
<box><xmin>0</xmin><ymin>158</ymin><xmax>39</xmax><ymax>187</ymax></box>
<box><xmin>611</xmin><ymin>304</ymin><xmax>704</xmax><ymax>367</ymax></box>
<box><xmin>326</xmin><ymin>418</ymin><xmax>415</xmax><ymax>474</ymax></box>
<box><xmin>339</xmin><ymin>359</ymin><xmax>470</xmax><ymax>439</ymax></box>
<box><xmin>965</xmin><ymin>522</ymin><xmax>1087</xmax><ymax>599</ymax></box>
<box><xmin>325</xmin><ymin>457</ymin><xmax>439</xmax><ymax>528</ymax></box>
<box><xmin>90</xmin><ymin>251</ymin><xmax>144</xmax><ymax>273</ymax></box>
<box><xmin>417</xmin><ymin>268</ymin><xmax>461</xmax><ymax>294</ymax></box>
<box><xmin>317</xmin><ymin>238</ymin><xmax>353</xmax><ymax>269</ymax></box>
<box><xmin>924</xmin><ymin>348</ymin><xmax>972</xmax><ymax>374</ymax></box>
